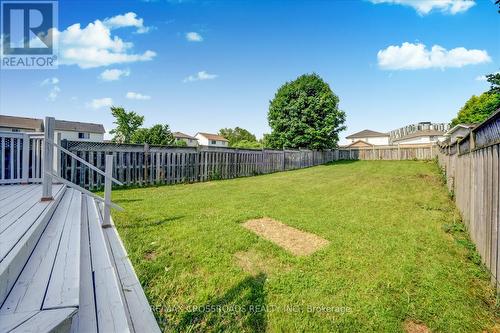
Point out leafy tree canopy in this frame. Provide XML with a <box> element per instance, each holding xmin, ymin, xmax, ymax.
<box><xmin>231</xmin><ymin>140</ymin><xmax>262</xmax><ymax>149</ymax></box>
<box><xmin>451</xmin><ymin>92</ymin><xmax>500</xmax><ymax>126</ymax></box>
<box><xmin>109</xmin><ymin>107</ymin><xmax>144</xmax><ymax>143</ymax></box>
<box><xmin>486</xmin><ymin>72</ymin><xmax>500</xmax><ymax>94</ymax></box>
<box><xmin>267</xmin><ymin>73</ymin><xmax>346</xmax><ymax>149</ymax></box>
<box><xmin>131</xmin><ymin>124</ymin><xmax>175</xmax><ymax>145</ymax></box>
<box><xmin>218</xmin><ymin>127</ymin><xmax>258</xmax><ymax>146</ymax></box>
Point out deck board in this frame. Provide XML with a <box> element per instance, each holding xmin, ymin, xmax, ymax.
<box><xmin>0</xmin><ymin>189</ymin><xmax>73</xmax><ymax>314</ymax></box>
<box><xmin>0</xmin><ymin>184</ymin><xmax>159</xmax><ymax>332</ymax></box>
<box><xmin>86</xmin><ymin>196</ymin><xmax>131</xmax><ymax>333</ymax></box>
<box><xmin>43</xmin><ymin>190</ymin><xmax>82</xmax><ymax>310</ymax></box>
<box><xmin>0</xmin><ymin>187</ymin><xmax>42</xmax><ymax>231</ymax></box>
<box><xmin>0</xmin><ymin>311</ymin><xmax>38</xmax><ymax>332</ymax></box>
<box><xmin>76</xmin><ymin>196</ymin><xmax>98</xmax><ymax>333</ymax></box>
<box><xmin>103</xmin><ymin>217</ymin><xmax>160</xmax><ymax>333</ymax></box>
<box><xmin>0</xmin><ymin>185</ymin><xmax>65</xmax><ymax>306</ymax></box>
<box><xmin>9</xmin><ymin>308</ymin><xmax>77</xmax><ymax>333</ymax></box>
<box><xmin>0</xmin><ymin>185</ymin><xmax>38</xmax><ymax>219</ymax></box>
<box><xmin>0</xmin><ymin>185</ymin><xmax>29</xmax><ymax>201</ymax></box>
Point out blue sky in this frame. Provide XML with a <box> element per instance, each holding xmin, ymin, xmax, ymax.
<box><xmin>1</xmin><ymin>0</ymin><xmax>499</xmax><ymax>143</ymax></box>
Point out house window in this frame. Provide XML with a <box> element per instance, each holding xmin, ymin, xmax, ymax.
<box><xmin>211</xmin><ymin>140</ymin><xmax>217</xmax><ymax>145</ymax></box>
<box><xmin>430</xmin><ymin>136</ymin><xmax>436</xmax><ymax>141</ymax></box>
<box><xmin>12</xmin><ymin>129</ymin><xmax>20</xmax><ymax>132</ymax></box>
<box><xmin>78</xmin><ymin>132</ymin><xmax>90</xmax><ymax>139</ymax></box>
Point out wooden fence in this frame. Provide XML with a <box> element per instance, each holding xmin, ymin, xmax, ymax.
<box><xmin>338</xmin><ymin>144</ymin><xmax>437</xmax><ymax>160</ymax></box>
<box><xmin>59</xmin><ymin>141</ymin><xmax>437</xmax><ymax>189</ymax></box>
<box><xmin>60</xmin><ymin>142</ymin><xmax>338</xmax><ymax>189</ymax></box>
<box><xmin>437</xmin><ymin>110</ymin><xmax>500</xmax><ymax>288</ymax></box>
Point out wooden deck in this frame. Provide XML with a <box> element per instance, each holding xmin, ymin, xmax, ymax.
<box><xmin>0</xmin><ymin>184</ymin><xmax>160</xmax><ymax>333</ymax></box>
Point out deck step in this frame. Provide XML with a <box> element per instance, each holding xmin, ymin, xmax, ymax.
<box><xmin>0</xmin><ymin>308</ymin><xmax>77</xmax><ymax>333</ymax></box>
<box><xmin>0</xmin><ymin>185</ymin><xmax>160</xmax><ymax>333</ymax></box>
<box><xmin>80</xmin><ymin>195</ymin><xmax>131</xmax><ymax>333</ymax></box>
<box><xmin>0</xmin><ymin>185</ymin><xmax>66</xmax><ymax>306</ymax></box>
<box><xmin>100</xmin><ymin>203</ymin><xmax>160</xmax><ymax>333</ymax></box>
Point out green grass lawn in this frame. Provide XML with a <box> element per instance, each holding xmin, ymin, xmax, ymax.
<box><xmin>110</xmin><ymin>160</ymin><xmax>498</xmax><ymax>332</ymax></box>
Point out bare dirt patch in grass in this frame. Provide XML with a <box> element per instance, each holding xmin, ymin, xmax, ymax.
<box><xmin>144</xmin><ymin>250</ymin><xmax>157</xmax><ymax>261</ymax></box>
<box><xmin>242</xmin><ymin>217</ymin><xmax>329</xmax><ymax>256</ymax></box>
<box><xmin>403</xmin><ymin>320</ymin><xmax>431</xmax><ymax>333</ymax></box>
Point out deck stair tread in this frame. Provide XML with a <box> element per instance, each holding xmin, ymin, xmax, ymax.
<box><xmin>0</xmin><ymin>308</ymin><xmax>77</xmax><ymax>333</ymax></box>
<box><xmin>101</xmin><ymin>202</ymin><xmax>161</xmax><ymax>333</ymax></box>
<box><xmin>84</xmin><ymin>196</ymin><xmax>131</xmax><ymax>333</ymax></box>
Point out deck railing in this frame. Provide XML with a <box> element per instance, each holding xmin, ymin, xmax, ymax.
<box><xmin>39</xmin><ymin>117</ymin><xmax>123</xmax><ymax>226</ymax></box>
<box><xmin>0</xmin><ymin>131</ymin><xmax>44</xmax><ymax>184</ymax></box>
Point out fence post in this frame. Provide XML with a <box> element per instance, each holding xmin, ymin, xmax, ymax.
<box><xmin>144</xmin><ymin>143</ymin><xmax>149</xmax><ymax>182</ymax></box>
<box><xmin>103</xmin><ymin>154</ymin><xmax>113</xmax><ymax>228</ymax></box>
<box><xmin>282</xmin><ymin>149</ymin><xmax>286</xmax><ymax>171</ymax></box>
<box><xmin>22</xmin><ymin>133</ymin><xmax>30</xmax><ymax>184</ymax></box>
<box><xmin>42</xmin><ymin>117</ymin><xmax>54</xmax><ymax>201</ymax></box>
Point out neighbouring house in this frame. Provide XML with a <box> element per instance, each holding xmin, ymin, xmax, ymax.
<box><xmin>195</xmin><ymin>132</ymin><xmax>229</xmax><ymax>147</ymax></box>
<box><xmin>444</xmin><ymin>124</ymin><xmax>475</xmax><ymax>145</ymax></box>
<box><xmin>55</xmin><ymin>119</ymin><xmax>105</xmax><ymax>142</ymax></box>
<box><xmin>390</xmin><ymin>122</ymin><xmax>449</xmax><ymax>145</ymax></box>
<box><xmin>345</xmin><ymin>130</ymin><xmax>390</xmax><ymax>146</ymax></box>
<box><xmin>0</xmin><ymin>115</ymin><xmax>43</xmax><ymax>132</ymax></box>
<box><xmin>173</xmin><ymin>132</ymin><xmax>199</xmax><ymax>147</ymax></box>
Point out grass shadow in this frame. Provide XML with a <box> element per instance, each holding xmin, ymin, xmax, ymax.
<box><xmin>114</xmin><ymin>198</ymin><xmax>144</xmax><ymax>204</ymax></box>
<box><xmin>172</xmin><ymin>273</ymin><xmax>267</xmax><ymax>332</ymax></box>
<box><xmin>324</xmin><ymin>159</ymin><xmax>359</xmax><ymax>166</ymax></box>
<box><xmin>120</xmin><ymin>215</ymin><xmax>185</xmax><ymax>228</ymax></box>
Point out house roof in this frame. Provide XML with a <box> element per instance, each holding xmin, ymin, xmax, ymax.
<box><xmin>195</xmin><ymin>132</ymin><xmax>228</xmax><ymax>142</ymax></box>
<box><xmin>392</xmin><ymin>130</ymin><xmax>446</xmax><ymax>142</ymax></box>
<box><xmin>55</xmin><ymin>120</ymin><xmax>105</xmax><ymax>134</ymax></box>
<box><xmin>445</xmin><ymin>124</ymin><xmax>476</xmax><ymax>136</ymax></box>
<box><xmin>345</xmin><ymin>129</ymin><xmax>389</xmax><ymax>139</ymax></box>
<box><xmin>345</xmin><ymin>140</ymin><xmax>374</xmax><ymax>148</ymax></box>
<box><xmin>0</xmin><ymin>115</ymin><xmax>43</xmax><ymax>131</ymax></box>
<box><xmin>173</xmin><ymin>132</ymin><xmax>197</xmax><ymax>140</ymax></box>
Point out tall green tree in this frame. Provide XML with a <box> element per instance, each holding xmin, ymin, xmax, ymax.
<box><xmin>267</xmin><ymin>73</ymin><xmax>346</xmax><ymax>149</ymax></box>
<box><xmin>218</xmin><ymin>127</ymin><xmax>257</xmax><ymax>146</ymax></box>
<box><xmin>131</xmin><ymin>124</ymin><xmax>175</xmax><ymax>145</ymax></box>
<box><xmin>451</xmin><ymin>92</ymin><xmax>500</xmax><ymax>126</ymax></box>
<box><xmin>486</xmin><ymin>72</ymin><xmax>500</xmax><ymax>94</ymax></box>
<box><xmin>109</xmin><ymin>107</ymin><xmax>144</xmax><ymax>143</ymax></box>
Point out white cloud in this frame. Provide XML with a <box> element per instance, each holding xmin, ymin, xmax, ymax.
<box><xmin>126</xmin><ymin>92</ymin><xmax>151</xmax><ymax>100</ymax></box>
<box><xmin>47</xmin><ymin>86</ymin><xmax>61</xmax><ymax>102</ymax></box>
<box><xmin>99</xmin><ymin>68</ymin><xmax>131</xmax><ymax>81</ymax></box>
<box><xmin>185</xmin><ymin>32</ymin><xmax>203</xmax><ymax>42</ymax></box>
<box><xmin>103</xmin><ymin>12</ymin><xmax>152</xmax><ymax>34</ymax></box>
<box><xmin>183</xmin><ymin>70</ymin><xmax>218</xmax><ymax>82</ymax></box>
<box><xmin>368</xmin><ymin>0</ymin><xmax>475</xmax><ymax>15</ymax></box>
<box><xmin>87</xmin><ymin>97</ymin><xmax>113</xmax><ymax>109</ymax></box>
<box><xmin>56</xmin><ymin>14</ymin><xmax>156</xmax><ymax>68</ymax></box>
<box><xmin>377</xmin><ymin>42</ymin><xmax>490</xmax><ymax>70</ymax></box>
<box><xmin>41</xmin><ymin>77</ymin><xmax>60</xmax><ymax>101</ymax></box>
<box><xmin>41</xmin><ymin>77</ymin><xmax>59</xmax><ymax>86</ymax></box>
